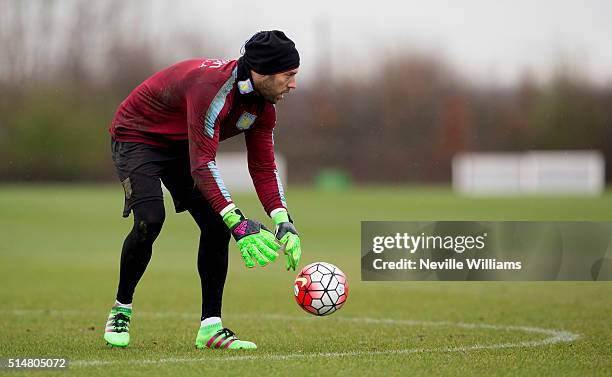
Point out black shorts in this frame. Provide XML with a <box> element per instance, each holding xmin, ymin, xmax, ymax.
<box><xmin>111</xmin><ymin>139</ymin><xmax>204</xmax><ymax>217</ymax></box>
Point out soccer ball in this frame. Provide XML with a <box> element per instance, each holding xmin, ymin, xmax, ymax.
<box><xmin>294</xmin><ymin>262</ymin><xmax>348</xmax><ymax>316</ymax></box>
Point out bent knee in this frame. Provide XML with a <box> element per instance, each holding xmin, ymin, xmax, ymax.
<box><xmin>133</xmin><ymin>202</ymin><xmax>165</xmax><ymax>240</ymax></box>
<box><xmin>136</xmin><ymin>218</ymin><xmax>164</xmax><ymax>239</ymax></box>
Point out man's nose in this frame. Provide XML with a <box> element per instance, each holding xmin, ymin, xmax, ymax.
<box><xmin>288</xmin><ymin>78</ymin><xmax>297</xmax><ymax>90</ymax></box>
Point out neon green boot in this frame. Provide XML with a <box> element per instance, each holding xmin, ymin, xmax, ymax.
<box><xmin>195</xmin><ymin>323</ymin><xmax>257</xmax><ymax>350</ymax></box>
<box><xmin>103</xmin><ymin>307</ymin><xmax>131</xmax><ymax>347</ymax></box>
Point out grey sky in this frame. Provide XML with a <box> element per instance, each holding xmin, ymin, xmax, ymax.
<box><xmin>152</xmin><ymin>0</ymin><xmax>612</xmax><ymax>85</ymax></box>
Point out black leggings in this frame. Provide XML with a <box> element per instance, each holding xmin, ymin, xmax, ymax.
<box><xmin>116</xmin><ymin>199</ymin><xmax>230</xmax><ymax>320</ymax></box>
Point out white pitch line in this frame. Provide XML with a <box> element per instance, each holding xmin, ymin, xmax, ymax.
<box><xmin>1</xmin><ymin>309</ymin><xmax>580</xmax><ymax>368</ymax></box>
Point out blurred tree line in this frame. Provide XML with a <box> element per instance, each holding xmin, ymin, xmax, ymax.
<box><xmin>279</xmin><ymin>59</ymin><xmax>612</xmax><ymax>182</ymax></box>
<box><xmin>1</xmin><ymin>0</ymin><xmax>611</xmax><ymax>183</ymax></box>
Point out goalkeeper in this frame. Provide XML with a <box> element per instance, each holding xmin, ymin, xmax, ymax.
<box><xmin>104</xmin><ymin>30</ymin><xmax>302</xmax><ymax>350</ymax></box>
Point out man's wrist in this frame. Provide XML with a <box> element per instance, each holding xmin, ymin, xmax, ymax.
<box><xmin>222</xmin><ymin>208</ymin><xmax>244</xmax><ymax>229</ymax></box>
<box><xmin>220</xmin><ymin>203</ymin><xmax>236</xmax><ymax>217</ymax></box>
<box><xmin>271</xmin><ymin>208</ymin><xmax>289</xmax><ymax>225</ymax></box>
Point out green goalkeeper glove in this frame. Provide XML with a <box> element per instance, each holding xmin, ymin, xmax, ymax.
<box><xmin>272</xmin><ymin>210</ymin><xmax>302</xmax><ymax>271</ymax></box>
<box><xmin>223</xmin><ymin>208</ymin><xmax>280</xmax><ymax>268</ymax></box>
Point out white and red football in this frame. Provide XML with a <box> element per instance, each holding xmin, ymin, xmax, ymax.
<box><xmin>294</xmin><ymin>262</ymin><xmax>348</xmax><ymax>316</ymax></box>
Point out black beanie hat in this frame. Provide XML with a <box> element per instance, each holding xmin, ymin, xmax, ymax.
<box><xmin>242</xmin><ymin>30</ymin><xmax>300</xmax><ymax>75</ymax></box>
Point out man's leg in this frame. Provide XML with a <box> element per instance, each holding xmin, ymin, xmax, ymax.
<box><xmin>104</xmin><ymin>200</ymin><xmax>165</xmax><ymax>347</ymax></box>
<box><xmin>157</xmin><ymin>145</ymin><xmax>231</xmax><ymax>323</ymax></box>
<box><xmin>187</xmin><ymin>200</ymin><xmax>256</xmax><ymax>350</ymax></box>
<box><xmin>158</xmin><ymin>145</ymin><xmax>256</xmax><ymax>349</ymax></box>
<box><xmin>187</xmin><ymin>203</ymin><xmax>230</xmax><ymax>322</ymax></box>
<box><xmin>116</xmin><ymin>200</ymin><xmax>166</xmax><ymax>304</ymax></box>
<box><xmin>106</xmin><ymin>140</ymin><xmax>168</xmax><ymax>347</ymax></box>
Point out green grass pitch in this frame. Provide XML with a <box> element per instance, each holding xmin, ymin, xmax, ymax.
<box><xmin>0</xmin><ymin>185</ymin><xmax>611</xmax><ymax>376</ymax></box>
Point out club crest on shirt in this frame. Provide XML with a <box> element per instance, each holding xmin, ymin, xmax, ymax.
<box><xmin>236</xmin><ymin>112</ymin><xmax>257</xmax><ymax>130</ymax></box>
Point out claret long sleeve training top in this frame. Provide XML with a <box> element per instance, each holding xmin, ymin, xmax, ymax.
<box><xmin>109</xmin><ymin>58</ymin><xmax>287</xmax><ymax>216</ymax></box>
